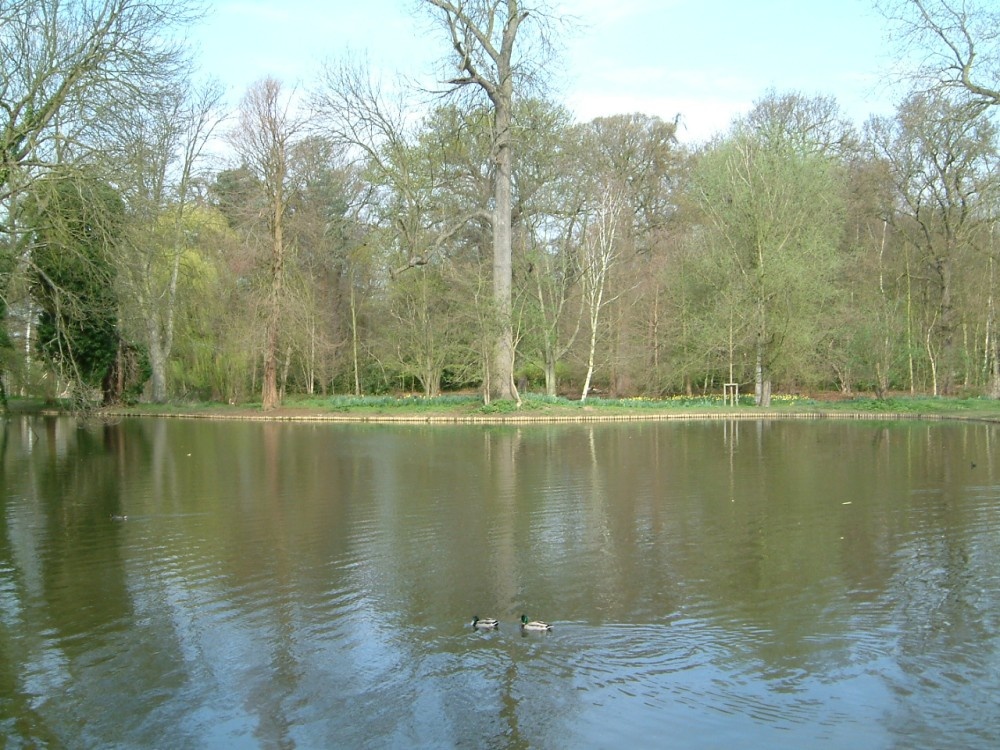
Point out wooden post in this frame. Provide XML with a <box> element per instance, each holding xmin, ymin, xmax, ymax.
<box><xmin>724</xmin><ymin>383</ymin><xmax>739</xmax><ymax>407</ymax></box>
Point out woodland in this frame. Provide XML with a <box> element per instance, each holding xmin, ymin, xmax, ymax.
<box><xmin>2</xmin><ymin>0</ymin><xmax>1000</xmax><ymax>411</ymax></box>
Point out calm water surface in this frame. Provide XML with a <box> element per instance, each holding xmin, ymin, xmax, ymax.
<box><xmin>1</xmin><ymin>416</ymin><xmax>999</xmax><ymax>748</ymax></box>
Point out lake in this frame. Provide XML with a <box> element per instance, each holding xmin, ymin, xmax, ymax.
<box><xmin>2</xmin><ymin>415</ymin><xmax>999</xmax><ymax>748</ymax></box>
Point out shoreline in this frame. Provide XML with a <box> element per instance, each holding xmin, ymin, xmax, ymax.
<box><xmin>82</xmin><ymin>407</ymin><xmax>1000</xmax><ymax>425</ymax></box>
<box><xmin>10</xmin><ymin>393</ymin><xmax>1000</xmax><ymax>425</ymax></box>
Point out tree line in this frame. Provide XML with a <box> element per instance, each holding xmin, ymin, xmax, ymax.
<box><xmin>2</xmin><ymin>0</ymin><xmax>999</xmax><ymax>410</ymax></box>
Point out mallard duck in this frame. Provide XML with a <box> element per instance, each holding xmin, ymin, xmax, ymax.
<box><xmin>520</xmin><ymin>614</ymin><xmax>552</xmax><ymax>631</ymax></box>
<box><xmin>110</xmin><ymin>514</ymin><xmax>128</xmax><ymax>522</ymax></box>
<box><xmin>472</xmin><ymin>615</ymin><xmax>499</xmax><ymax>630</ymax></box>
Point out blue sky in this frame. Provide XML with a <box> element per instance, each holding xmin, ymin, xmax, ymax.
<box><xmin>191</xmin><ymin>0</ymin><xmax>899</xmax><ymax>143</ymax></box>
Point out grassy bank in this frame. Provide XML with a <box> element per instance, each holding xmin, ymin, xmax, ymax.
<box><xmin>10</xmin><ymin>393</ymin><xmax>1000</xmax><ymax>423</ymax></box>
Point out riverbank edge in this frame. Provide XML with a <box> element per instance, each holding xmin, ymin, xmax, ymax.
<box><xmin>80</xmin><ymin>406</ymin><xmax>1000</xmax><ymax>425</ymax></box>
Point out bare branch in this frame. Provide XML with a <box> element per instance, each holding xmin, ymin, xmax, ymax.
<box><xmin>1</xmin><ymin>0</ymin><xmax>203</xmax><ymax>204</ymax></box>
<box><xmin>880</xmin><ymin>0</ymin><xmax>1000</xmax><ymax>110</ymax></box>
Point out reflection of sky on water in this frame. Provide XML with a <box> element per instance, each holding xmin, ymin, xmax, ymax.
<box><xmin>2</xmin><ymin>418</ymin><xmax>1000</xmax><ymax>747</ymax></box>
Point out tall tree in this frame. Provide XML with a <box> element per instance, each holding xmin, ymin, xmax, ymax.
<box><xmin>227</xmin><ymin>78</ymin><xmax>305</xmax><ymax>410</ymax></box>
<box><xmin>689</xmin><ymin>93</ymin><xmax>848</xmax><ymax>405</ymax></box>
<box><xmin>283</xmin><ymin>134</ymin><xmax>365</xmax><ymax>396</ymax></box>
<box><xmin>115</xmin><ymin>80</ymin><xmax>225</xmax><ymax>402</ymax></box>
<box><xmin>883</xmin><ymin>0</ymin><xmax>1000</xmax><ymax>396</ymax></box>
<box><xmin>314</xmin><ymin>64</ymin><xmax>499</xmax><ymax>392</ymax></box>
<box><xmin>517</xmin><ymin>104</ymin><xmax>586</xmax><ymax>396</ymax></box>
<box><xmin>24</xmin><ymin>169</ymin><xmax>132</xmax><ymax>405</ymax></box>
<box><xmin>578</xmin><ymin>183</ymin><xmax>626</xmax><ymax>401</ymax></box>
<box><xmin>0</xmin><ymin>0</ymin><xmax>199</xmax><ymax>396</ymax></box>
<box><xmin>833</xmin><ymin>153</ymin><xmax>905</xmax><ymax>396</ymax></box>
<box><xmin>867</xmin><ymin>92</ymin><xmax>1000</xmax><ymax>394</ymax></box>
<box><xmin>581</xmin><ymin>114</ymin><xmax>681</xmax><ymax>396</ymax></box>
<box><xmin>423</xmin><ymin>0</ymin><xmax>554</xmax><ymax>403</ymax></box>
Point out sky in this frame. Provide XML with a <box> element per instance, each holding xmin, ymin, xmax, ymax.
<box><xmin>190</xmin><ymin>0</ymin><xmax>901</xmax><ymax>144</ymax></box>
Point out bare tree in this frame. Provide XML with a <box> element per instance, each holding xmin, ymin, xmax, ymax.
<box><xmin>579</xmin><ymin>184</ymin><xmax>626</xmax><ymax>401</ymax></box>
<box><xmin>1</xmin><ymin>0</ymin><xmax>200</xmax><ymax>404</ymax></box>
<box><xmin>227</xmin><ymin>78</ymin><xmax>305</xmax><ymax>410</ymax></box>
<box><xmin>881</xmin><ymin>0</ymin><xmax>999</xmax><ymax>110</ymax></box>
<box><xmin>116</xmin><ymin>80</ymin><xmax>225</xmax><ymax>402</ymax></box>
<box><xmin>867</xmin><ymin>92</ymin><xmax>999</xmax><ymax>394</ymax></box>
<box><xmin>0</xmin><ymin>0</ymin><xmax>198</xmax><ymax>205</ymax></box>
<box><xmin>582</xmin><ymin>113</ymin><xmax>681</xmax><ymax>396</ymax></box>
<box><xmin>314</xmin><ymin>62</ymin><xmax>502</xmax><ymax>395</ymax></box>
<box><xmin>423</xmin><ymin>0</ymin><xmax>558</xmax><ymax>403</ymax></box>
<box><xmin>314</xmin><ymin>62</ymin><xmax>487</xmax><ymax>276</ymax></box>
<box><xmin>523</xmin><ymin>205</ymin><xmax>586</xmax><ymax>397</ymax></box>
<box><xmin>882</xmin><ymin>1</ymin><xmax>1000</xmax><ymax>396</ymax></box>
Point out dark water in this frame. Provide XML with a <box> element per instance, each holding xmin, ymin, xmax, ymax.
<box><xmin>1</xmin><ymin>416</ymin><xmax>999</xmax><ymax>749</ymax></box>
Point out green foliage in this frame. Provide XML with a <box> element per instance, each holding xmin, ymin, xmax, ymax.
<box><xmin>477</xmin><ymin>398</ymin><xmax>521</xmax><ymax>414</ymax></box>
<box><xmin>376</xmin><ymin>265</ymin><xmax>480</xmax><ymax>397</ymax></box>
<box><xmin>170</xmin><ymin>286</ymin><xmax>254</xmax><ymax>403</ymax></box>
<box><xmin>826</xmin><ymin>396</ymin><xmax>997</xmax><ymax>413</ymax></box>
<box><xmin>210</xmin><ymin>165</ymin><xmax>262</xmax><ymax>228</ymax></box>
<box><xmin>24</xmin><ymin>170</ymin><xmax>128</xmax><ymax>402</ymax></box>
<box><xmin>516</xmin><ymin>363</ymin><xmax>546</xmax><ymax>388</ymax></box>
<box><xmin>331</xmin><ymin>364</ymin><xmax>393</xmax><ymax>396</ymax></box>
<box><xmin>292</xmin><ymin>394</ymin><xmax>481</xmax><ymax>412</ymax></box>
<box><xmin>686</xmin><ymin>93</ymin><xmax>849</xmax><ymax>397</ymax></box>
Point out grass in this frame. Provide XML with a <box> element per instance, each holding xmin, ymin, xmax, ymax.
<box><xmin>770</xmin><ymin>394</ymin><xmax>1000</xmax><ymax>415</ymax></box>
<box><xmin>8</xmin><ymin>392</ymin><xmax>1000</xmax><ymax>422</ymax></box>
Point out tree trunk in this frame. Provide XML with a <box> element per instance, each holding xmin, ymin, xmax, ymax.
<box><xmin>988</xmin><ymin>256</ymin><xmax>1000</xmax><ymax>399</ymax></box>
<box><xmin>280</xmin><ymin>344</ymin><xmax>293</xmax><ymax>400</ymax></box>
<box><xmin>350</xmin><ymin>274</ymin><xmax>361</xmax><ymax>396</ymax></box>
<box><xmin>492</xmin><ymin>93</ymin><xmax>516</xmax><ymax>401</ymax></box>
<box><xmin>581</xmin><ymin>312</ymin><xmax>599</xmax><ymax>402</ymax></box>
<box><xmin>543</xmin><ymin>354</ymin><xmax>557</xmax><ymax>397</ymax></box>
<box><xmin>262</xmin><ymin>192</ymin><xmax>284</xmax><ymax>411</ymax></box>
<box><xmin>935</xmin><ymin>254</ymin><xmax>955</xmax><ymax>394</ymax></box>
<box><xmin>147</xmin><ymin>325</ymin><xmax>168</xmax><ymax>402</ymax></box>
<box><xmin>230</xmin><ymin>77</ymin><xmax>297</xmax><ymax>412</ymax></box>
<box><xmin>147</xmin><ymin>187</ymin><xmax>187</xmax><ymax>403</ymax></box>
<box><xmin>926</xmin><ymin>319</ymin><xmax>939</xmax><ymax>397</ymax></box>
<box><xmin>990</xmin><ymin>347</ymin><xmax>1000</xmax><ymax>398</ymax></box>
<box><xmin>306</xmin><ymin>317</ymin><xmax>315</xmax><ymax>396</ymax></box>
<box><xmin>425</xmin><ymin>1</ymin><xmax>526</xmax><ymax>404</ymax></box>
<box><xmin>754</xmin><ymin>340</ymin><xmax>771</xmax><ymax>407</ymax></box>
<box><xmin>262</xmin><ymin>325</ymin><xmax>279</xmax><ymax>409</ymax></box>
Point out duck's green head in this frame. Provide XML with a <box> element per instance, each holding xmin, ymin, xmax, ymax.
<box><xmin>520</xmin><ymin>614</ymin><xmax>528</xmax><ymax>624</ymax></box>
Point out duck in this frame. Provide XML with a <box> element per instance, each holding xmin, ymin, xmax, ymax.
<box><xmin>110</xmin><ymin>514</ymin><xmax>128</xmax><ymax>522</ymax></box>
<box><xmin>520</xmin><ymin>614</ymin><xmax>552</xmax><ymax>631</ymax></box>
<box><xmin>472</xmin><ymin>615</ymin><xmax>499</xmax><ymax>630</ymax></box>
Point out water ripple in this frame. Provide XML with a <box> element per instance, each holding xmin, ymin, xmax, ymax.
<box><xmin>4</xmin><ymin>418</ymin><xmax>1000</xmax><ymax>749</ymax></box>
